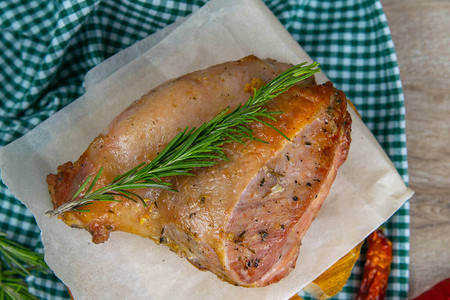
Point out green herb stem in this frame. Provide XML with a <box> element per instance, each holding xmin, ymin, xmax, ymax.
<box><xmin>0</xmin><ymin>232</ymin><xmax>48</xmax><ymax>300</ymax></box>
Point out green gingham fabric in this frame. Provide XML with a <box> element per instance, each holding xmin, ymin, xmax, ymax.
<box><xmin>0</xmin><ymin>0</ymin><xmax>409</xmax><ymax>299</ymax></box>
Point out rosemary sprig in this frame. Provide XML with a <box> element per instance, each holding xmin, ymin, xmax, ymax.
<box><xmin>46</xmin><ymin>61</ymin><xmax>320</xmax><ymax>216</ymax></box>
<box><xmin>0</xmin><ymin>232</ymin><xmax>49</xmax><ymax>300</ymax></box>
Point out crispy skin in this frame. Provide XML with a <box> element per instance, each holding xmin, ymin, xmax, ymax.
<box><xmin>47</xmin><ymin>56</ymin><xmax>351</xmax><ymax>286</ymax></box>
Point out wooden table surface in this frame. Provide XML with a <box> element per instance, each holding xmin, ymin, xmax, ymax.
<box><xmin>380</xmin><ymin>0</ymin><xmax>450</xmax><ymax>298</ymax></box>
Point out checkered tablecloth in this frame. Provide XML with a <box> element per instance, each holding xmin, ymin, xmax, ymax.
<box><xmin>0</xmin><ymin>1</ymin><xmax>409</xmax><ymax>299</ymax></box>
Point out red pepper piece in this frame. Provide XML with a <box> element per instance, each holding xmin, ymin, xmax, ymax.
<box><xmin>355</xmin><ymin>229</ymin><xmax>392</xmax><ymax>300</ymax></box>
<box><xmin>411</xmin><ymin>278</ymin><xmax>450</xmax><ymax>300</ymax></box>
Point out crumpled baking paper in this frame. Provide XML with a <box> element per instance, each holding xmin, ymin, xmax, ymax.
<box><xmin>0</xmin><ymin>0</ymin><xmax>413</xmax><ymax>299</ymax></box>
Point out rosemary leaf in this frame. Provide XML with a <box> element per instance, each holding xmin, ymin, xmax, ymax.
<box><xmin>0</xmin><ymin>232</ymin><xmax>49</xmax><ymax>300</ymax></box>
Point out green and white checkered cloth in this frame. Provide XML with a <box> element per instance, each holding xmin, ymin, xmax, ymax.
<box><xmin>0</xmin><ymin>1</ymin><xmax>409</xmax><ymax>299</ymax></box>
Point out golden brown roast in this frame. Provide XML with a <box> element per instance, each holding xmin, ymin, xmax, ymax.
<box><xmin>47</xmin><ymin>55</ymin><xmax>351</xmax><ymax>287</ymax></box>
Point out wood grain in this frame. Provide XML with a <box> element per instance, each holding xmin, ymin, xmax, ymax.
<box><xmin>380</xmin><ymin>0</ymin><xmax>450</xmax><ymax>298</ymax></box>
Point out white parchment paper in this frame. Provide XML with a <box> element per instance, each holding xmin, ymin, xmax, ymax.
<box><xmin>0</xmin><ymin>0</ymin><xmax>413</xmax><ymax>299</ymax></box>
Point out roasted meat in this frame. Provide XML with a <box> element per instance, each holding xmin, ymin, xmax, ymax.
<box><xmin>47</xmin><ymin>55</ymin><xmax>351</xmax><ymax>287</ymax></box>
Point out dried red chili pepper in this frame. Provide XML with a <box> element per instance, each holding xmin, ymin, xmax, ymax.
<box><xmin>355</xmin><ymin>229</ymin><xmax>392</xmax><ymax>300</ymax></box>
